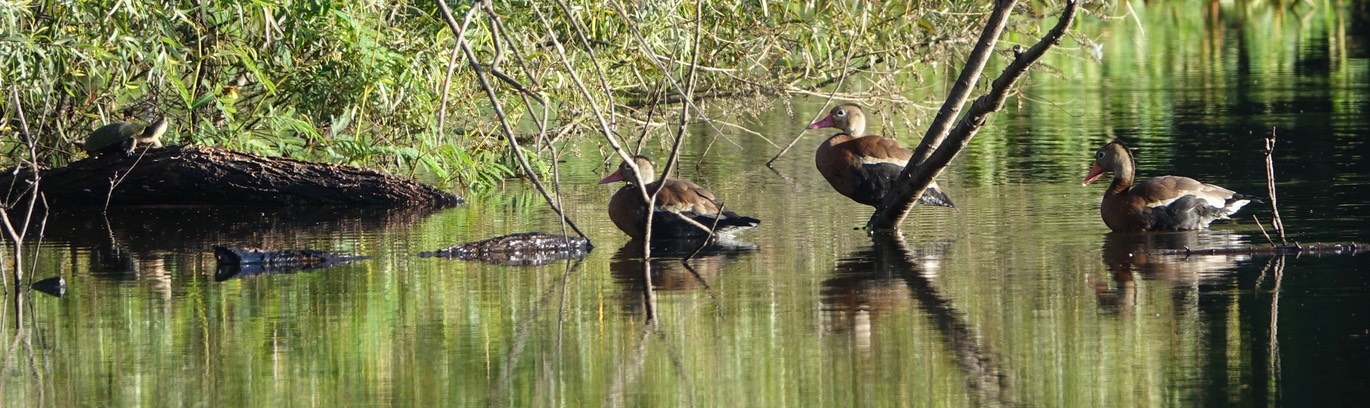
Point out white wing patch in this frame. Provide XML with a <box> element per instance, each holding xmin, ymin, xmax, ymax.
<box><xmin>1146</xmin><ymin>193</ymin><xmax>1252</xmax><ymax>221</ymax></box>
<box><xmin>859</xmin><ymin>157</ymin><xmax>907</xmax><ymax>166</ymax></box>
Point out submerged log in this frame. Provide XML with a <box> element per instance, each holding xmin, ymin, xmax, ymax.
<box><xmin>419</xmin><ymin>232</ymin><xmax>591</xmax><ymax>266</ymax></box>
<box><xmin>1158</xmin><ymin>242</ymin><xmax>1365</xmax><ymax>256</ymax></box>
<box><xmin>1</xmin><ymin>145</ymin><xmax>461</xmax><ymax>208</ymax></box>
<box><xmin>213</xmin><ymin>246</ymin><xmax>370</xmax><ymax>281</ymax></box>
<box><xmin>31</xmin><ymin>276</ymin><xmax>67</xmax><ymax>297</ymax></box>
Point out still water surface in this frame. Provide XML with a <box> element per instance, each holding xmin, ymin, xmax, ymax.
<box><xmin>5</xmin><ymin>2</ymin><xmax>1369</xmax><ymax>407</ymax></box>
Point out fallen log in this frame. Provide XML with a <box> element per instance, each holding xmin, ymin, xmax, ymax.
<box><xmin>213</xmin><ymin>246</ymin><xmax>370</xmax><ymax>281</ymax></box>
<box><xmin>1</xmin><ymin>145</ymin><xmax>462</xmax><ymax>208</ymax></box>
<box><xmin>419</xmin><ymin>232</ymin><xmax>591</xmax><ymax>266</ymax></box>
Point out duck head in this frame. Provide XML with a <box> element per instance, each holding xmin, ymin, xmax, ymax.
<box><xmin>599</xmin><ymin>155</ymin><xmax>657</xmax><ymax>185</ymax></box>
<box><xmin>1082</xmin><ymin>141</ymin><xmax>1134</xmax><ymax>185</ymax></box>
<box><xmin>807</xmin><ymin>104</ymin><xmax>867</xmax><ymax>137</ymax></box>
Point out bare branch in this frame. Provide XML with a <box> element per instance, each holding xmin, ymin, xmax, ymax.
<box><xmin>436</xmin><ymin>3</ymin><xmax>481</xmax><ymax>137</ymax></box>
<box><xmin>4</xmin><ymin>83</ymin><xmax>44</xmax><ymax>289</ymax></box>
<box><xmin>437</xmin><ymin>0</ymin><xmax>589</xmax><ymax>240</ymax></box>
<box><xmin>869</xmin><ymin>0</ymin><xmax>1080</xmax><ymax>230</ymax></box>
<box><xmin>1264</xmin><ymin>130</ymin><xmax>1286</xmax><ymax>245</ymax></box>
<box><xmin>765</xmin><ymin>8</ymin><xmax>869</xmax><ymax>166</ymax></box>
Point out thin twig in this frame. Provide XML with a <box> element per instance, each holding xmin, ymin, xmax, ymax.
<box><xmin>708</xmin><ymin>119</ymin><xmax>779</xmax><ymax>148</ymax></box>
<box><xmin>1253</xmin><ymin>215</ymin><xmax>1276</xmax><ymax>246</ymax></box>
<box><xmin>438</xmin><ymin>0</ymin><xmax>588</xmax><ymax>239</ymax></box>
<box><xmin>642</xmin><ymin>1</ymin><xmax>708</xmax><ymax>263</ymax></box>
<box><xmin>3</xmin><ymin>84</ymin><xmax>44</xmax><ymax>291</ymax></box>
<box><xmin>656</xmin><ymin>0</ymin><xmax>704</xmax><ymax>187</ymax></box>
<box><xmin>605</xmin><ymin>0</ymin><xmax>742</xmax><ymax>151</ymax></box>
<box><xmin>765</xmin><ymin>11</ymin><xmax>867</xmax><ymax>166</ymax></box>
<box><xmin>529</xmin><ymin>2</ymin><xmax>658</xmax><ymax>250</ymax></box>
<box><xmin>632</xmin><ymin>81</ymin><xmax>669</xmax><ymax>155</ymax></box>
<box><xmin>686</xmin><ymin>202</ymin><xmax>728</xmax><ymax>261</ymax></box>
<box><xmin>101</xmin><ymin>146</ymin><xmax>152</xmax><ymax>213</ymax></box>
<box><xmin>551</xmin><ymin>0</ymin><xmax>619</xmax><ymax>127</ymax></box>
<box><xmin>1264</xmin><ymin>129</ymin><xmax>1286</xmax><ymax>245</ymax></box>
<box><xmin>480</xmin><ymin>2</ymin><xmax>573</xmax><ymax>244</ymax></box>
<box><xmin>529</xmin><ymin>3</ymin><xmax>636</xmax><ymax>172</ymax></box>
<box><xmin>436</xmin><ymin>2</ymin><xmax>481</xmax><ymax>137</ymax></box>
<box><xmin>26</xmin><ymin>195</ymin><xmax>50</xmax><ymax>282</ymax></box>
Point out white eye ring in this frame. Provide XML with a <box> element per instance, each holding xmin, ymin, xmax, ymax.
<box><xmin>835</xmin><ymin>109</ymin><xmax>846</xmax><ymax>117</ymax></box>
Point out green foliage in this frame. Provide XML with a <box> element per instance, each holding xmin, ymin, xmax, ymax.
<box><xmin>0</xmin><ymin>1</ymin><xmax>1004</xmax><ymax>193</ymax></box>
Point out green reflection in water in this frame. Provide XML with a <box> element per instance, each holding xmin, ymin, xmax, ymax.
<box><xmin>4</xmin><ymin>1</ymin><xmax>1368</xmax><ymax>407</ymax></box>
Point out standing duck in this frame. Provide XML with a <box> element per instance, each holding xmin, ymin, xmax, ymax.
<box><xmin>599</xmin><ymin>155</ymin><xmax>760</xmax><ymax>240</ymax></box>
<box><xmin>1082</xmin><ymin>141</ymin><xmax>1254</xmax><ymax>232</ymax></box>
<box><xmin>807</xmin><ymin>104</ymin><xmax>955</xmax><ymax>208</ymax></box>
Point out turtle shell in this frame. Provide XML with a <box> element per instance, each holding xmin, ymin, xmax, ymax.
<box><xmin>84</xmin><ymin>122</ymin><xmax>144</xmax><ymax>156</ymax></box>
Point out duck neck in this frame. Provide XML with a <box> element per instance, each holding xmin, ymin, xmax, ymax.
<box><xmin>635</xmin><ymin>169</ymin><xmax>656</xmax><ymax>184</ymax></box>
<box><xmin>1108</xmin><ymin>158</ymin><xmax>1134</xmax><ymax>194</ymax></box>
<box><xmin>846</xmin><ymin>122</ymin><xmax>865</xmax><ymax>138</ymax></box>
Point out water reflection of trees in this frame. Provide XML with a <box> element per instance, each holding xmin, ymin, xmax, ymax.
<box><xmin>822</xmin><ymin>233</ymin><xmax>1018</xmax><ymax>407</ymax></box>
<box><xmin>486</xmin><ymin>260</ymin><xmax>583</xmax><ymax>408</ymax></box>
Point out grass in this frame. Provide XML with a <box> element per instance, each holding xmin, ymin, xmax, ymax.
<box><xmin>0</xmin><ymin>1</ymin><xmax>1076</xmax><ymax>193</ymax></box>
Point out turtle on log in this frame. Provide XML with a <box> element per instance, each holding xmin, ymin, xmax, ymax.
<box><xmin>83</xmin><ymin>117</ymin><xmax>168</xmax><ymax>157</ymax></box>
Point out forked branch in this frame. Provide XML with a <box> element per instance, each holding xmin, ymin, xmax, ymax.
<box><xmin>868</xmin><ymin>0</ymin><xmax>1080</xmax><ymax>230</ymax></box>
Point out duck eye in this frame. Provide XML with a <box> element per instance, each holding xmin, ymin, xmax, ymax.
<box><xmin>1095</xmin><ymin>151</ymin><xmax>1103</xmax><ymax>159</ymax></box>
<box><xmin>835</xmin><ymin>109</ymin><xmax>846</xmax><ymax>117</ymax></box>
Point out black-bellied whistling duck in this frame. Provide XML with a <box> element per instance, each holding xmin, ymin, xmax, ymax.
<box><xmin>1082</xmin><ymin>141</ymin><xmax>1254</xmax><ymax>232</ymax></box>
<box><xmin>807</xmin><ymin>104</ymin><xmax>955</xmax><ymax>208</ymax></box>
<box><xmin>599</xmin><ymin>155</ymin><xmax>760</xmax><ymax>239</ymax></box>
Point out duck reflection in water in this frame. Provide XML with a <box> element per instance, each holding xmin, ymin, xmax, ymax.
<box><xmin>1092</xmin><ymin>231</ymin><xmax>1250</xmax><ymax>313</ymax></box>
<box><xmin>821</xmin><ymin>237</ymin><xmax>949</xmax><ymax>356</ymax></box>
<box><xmin>610</xmin><ymin>238</ymin><xmax>758</xmax><ymax>316</ymax></box>
<box><xmin>821</xmin><ymin>233</ymin><xmax>1017</xmax><ymax>406</ymax></box>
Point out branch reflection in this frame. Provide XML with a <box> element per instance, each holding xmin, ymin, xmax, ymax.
<box><xmin>603</xmin><ymin>239</ymin><xmax>757</xmax><ymax>404</ymax></box>
<box><xmin>489</xmin><ymin>260</ymin><xmax>584</xmax><ymax>408</ymax></box>
<box><xmin>822</xmin><ymin>233</ymin><xmax>1018</xmax><ymax>407</ymax></box>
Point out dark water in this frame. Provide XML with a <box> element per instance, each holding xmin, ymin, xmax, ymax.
<box><xmin>4</xmin><ymin>2</ymin><xmax>1369</xmax><ymax>407</ymax></box>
